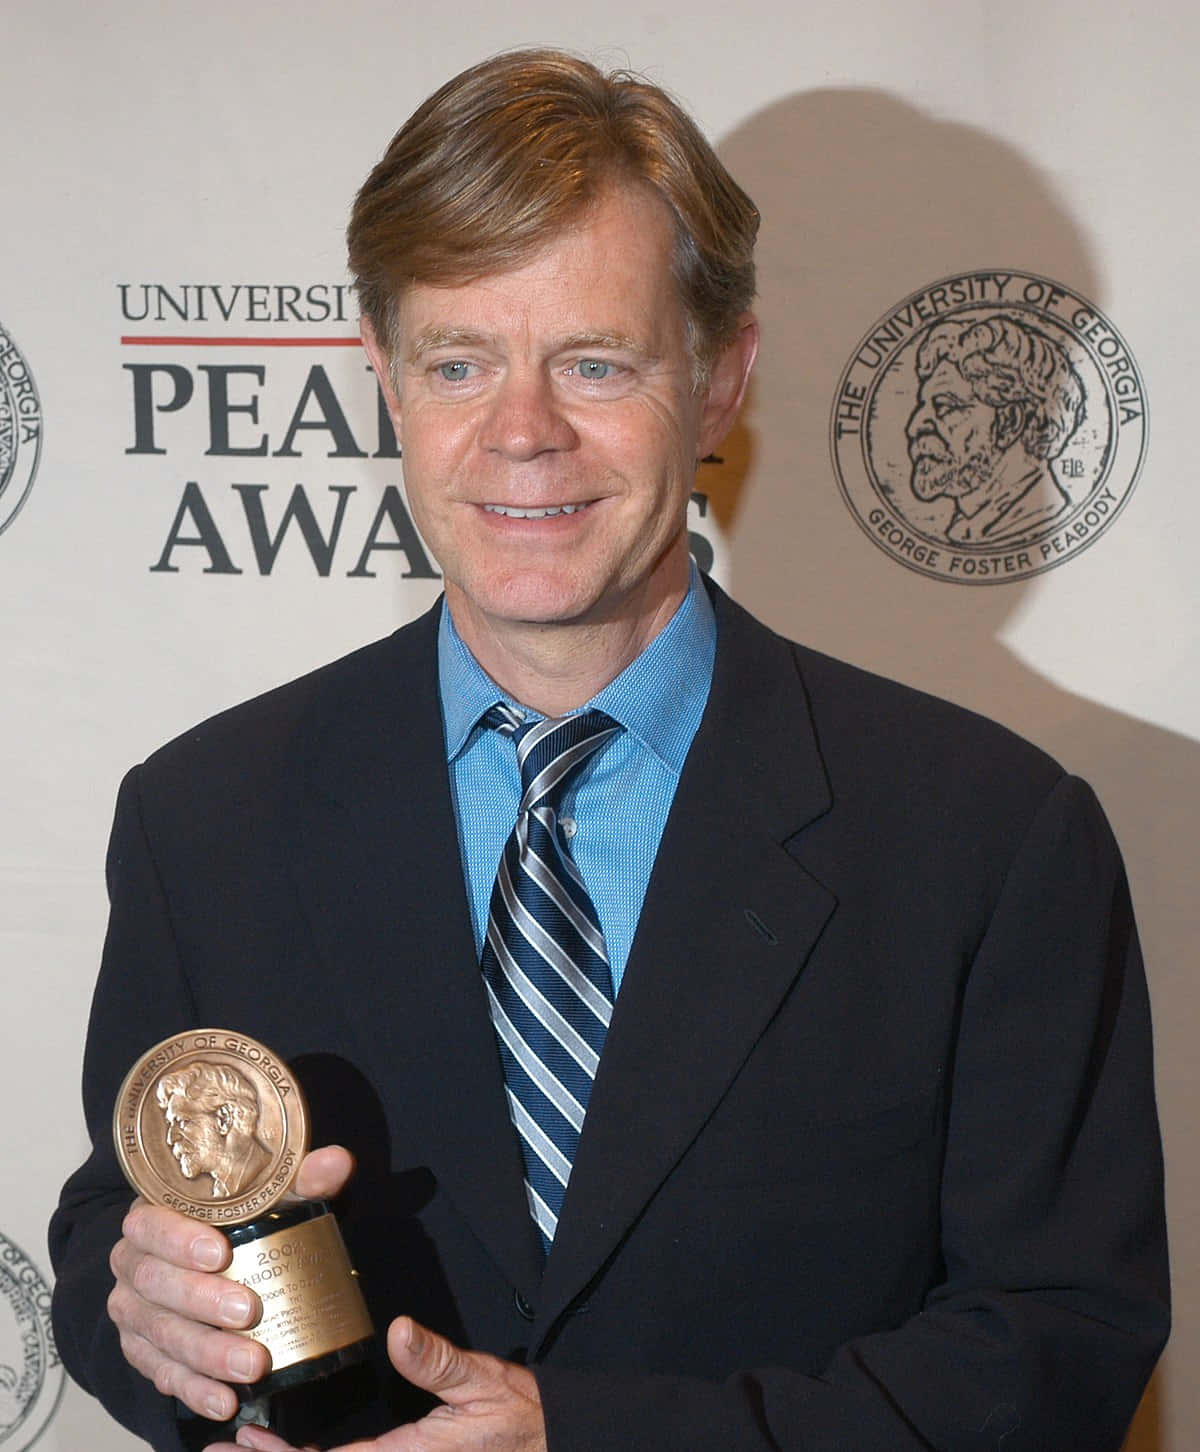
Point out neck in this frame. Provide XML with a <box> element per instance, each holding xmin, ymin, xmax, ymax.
<box><xmin>446</xmin><ymin>573</ymin><xmax>689</xmax><ymax>717</ymax></box>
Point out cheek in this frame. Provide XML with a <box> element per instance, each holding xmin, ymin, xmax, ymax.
<box><xmin>601</xmin><ymin>405</ymin><xmax>694</xmax><ymax>494</ymax></box>
<box><xmin>398</xmin><ymin>444</ymin><xmax>456</xmax><ymax>530</ymax></box>
<box><xmin>939</xmin><ymin>416</ymin><xmax>970</xmax><ymax>455</ymax></box>
<box><xmin>960</xmin><ymin>409</ymin><xmax>995</xmax><ymax>453</ymax></box>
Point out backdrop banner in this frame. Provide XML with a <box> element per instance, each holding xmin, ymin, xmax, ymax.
<box><xmin>2</xmin><ymin>5</ymin><xmax>1194</xmax><ymax>1449</ymax></box>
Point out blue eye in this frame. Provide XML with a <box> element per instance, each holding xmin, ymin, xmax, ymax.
<box><xmin>437</xmin><ymin>361</ymin><xmax>473</xmax><ymax>382</ymax></box>
<box><xmin>573</xmin><ymin>358</ymin><xmax>612</xmax><ymax>380</ymax></box>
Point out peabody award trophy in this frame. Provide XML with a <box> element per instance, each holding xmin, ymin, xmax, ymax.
<box><xmin>113</xmin><ymin>1029</ymin><xmax>375</xmax><ymax>1425</ymax></box>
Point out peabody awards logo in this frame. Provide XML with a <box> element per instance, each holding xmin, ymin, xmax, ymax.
<box><xmin>0</xmin><ymin>324</ymin><xmax>42</xmax><ymax>538</ymax></box>
<box><xmin>0</xmin><ymin>1232</ymin><xmax>64</xmax><ymax>1450</ymax></box>
<box><xmin>831</xmin><ymin>271</ymin><xmax>1147</xmax><ymax>583</ymax></box>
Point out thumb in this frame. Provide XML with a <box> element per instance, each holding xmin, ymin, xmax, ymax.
<box><xmin>293</xmin><ymin>1144</ymin><xmax>355</xmax><ymax>1200</ymax></box>
<box><xmin>387</xmin><ymin>1317</ymin><xmax>480</xmax><ymax>1402</ymax></box>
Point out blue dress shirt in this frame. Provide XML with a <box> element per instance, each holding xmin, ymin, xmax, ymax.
<box><xmin>438</xmin><ymin>567</ymin><xmax>716</xmax><ymax>993</ymax></box>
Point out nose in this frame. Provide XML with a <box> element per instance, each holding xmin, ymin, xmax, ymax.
<box><xmin>478</xmin><ymin>367</ymin><xmax>578</xmax><ymax>461</ymax></box>
<box><xmin>906</xmin><ymin>400</ymin><xmax>932</xmax><ymax>440</ymax></box>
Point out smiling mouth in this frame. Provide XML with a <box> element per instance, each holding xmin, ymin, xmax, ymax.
<box><xmin>482</xmin><ymin>502</ymin><xmax>591</xmax><ymax>519</ymax></box>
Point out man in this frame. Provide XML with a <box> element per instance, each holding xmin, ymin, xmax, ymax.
<box><xmin>907</xmin><ymin>313</ymin><xmax>1085</xmax><ymax>543</ymax></box>
<box><xmin>157</xmin><ymin>1064</ymin><xmax>274</xmax><ymax>1201</ymax></box>
<box><xmin>50</xmin><ymin>49</ymin><xmax>1167</xmax><ymax>1452</ymax></box>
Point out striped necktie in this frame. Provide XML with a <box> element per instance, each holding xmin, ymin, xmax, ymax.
<box><xmin>480</xmin><ymin>705</ymin><xmax>621</xmax><ymax>1252</ymax></box>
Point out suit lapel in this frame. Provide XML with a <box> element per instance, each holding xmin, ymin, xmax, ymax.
<box><xmin>284</xmin><ymin>589</ymin><xmax>837</xmax><ymax>1332</ymax></box>
<box><xmin>287</xmin><ymin>605</ymin><xmax>543</xmax><ymax>1300</ymax></box>
<box><xmin>532</xmin><ymin>589</ymin><xmax>837</xmax><ymax>1350</ymax></box>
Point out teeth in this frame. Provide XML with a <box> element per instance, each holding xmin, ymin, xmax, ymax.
<box><xmin>483</xmin><ymin>503</ymin><xmax>588</xmax><ymax>518</ymax></box>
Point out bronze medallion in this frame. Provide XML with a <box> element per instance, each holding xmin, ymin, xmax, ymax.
<box><xmin>113</xmin><ymin>1029</ymin><xmax>310</xmax><ymax>1225</ymax></box>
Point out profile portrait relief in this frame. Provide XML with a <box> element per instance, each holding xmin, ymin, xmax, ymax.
<box><xmin>906</xmin><ymin>312</ymin><xmax>1086</xmax><ymax>544</ymax></box>
<box><xmin>155</xmin><ymin>1062</ymin><xmax>273</xmax><ymax>1198</ymax></box>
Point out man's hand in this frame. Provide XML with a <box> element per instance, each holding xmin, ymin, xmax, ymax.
<box><xmin>210</xmin><ymin>1317</ymin><xmax>546</xmax><ymax>1452</ymax></box>
<box><xmin>107</xmin><ymin>1145</ymin><xmax>355</xmax><ymax>1421</ymax></box>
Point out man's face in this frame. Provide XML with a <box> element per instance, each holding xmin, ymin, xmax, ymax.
<box><xmin>365</xmin><ymin>186</ymin><xmax>749</xmax><ymax>643</ymax></box>
<box><xmin>906</xmin><ymin>358</ymin><xmax>1002</xmax><ymax>501</ymax></box>
<box><xmin>163</xmin><ymin>1095</ymin><xmax>223</xmax><ymax>1180</ymax></box>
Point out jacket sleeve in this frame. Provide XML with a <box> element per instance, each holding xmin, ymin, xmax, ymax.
<box><xmin>48</xmin><ymin>767</ymin><xmax>237</xmax><ymax>1452</ymax></box>
<box><xmin>536</xmin><ymin>776</ymin><xmax>1169</xmax><ymax>1451</ymax></box>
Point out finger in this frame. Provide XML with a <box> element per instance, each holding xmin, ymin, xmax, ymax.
<box><xmin>228</xmin><ymin>1425</ymin><xmax>307</xmax><ymax>1450</ymax></box>
<box><xmin>113</xmin><ymin>1289</ymin><xmax>271</xmax><ymax>1389</ymax></box>
<box><xmin>118</xmin><ymin>1323</ymin><xmax>247</xmax><ymax>1421</ymax></box>
<box><xmin>293</xmin><ymin>1144</ymin><xmax>355</xmax><ymax>1200</ymax></box>
<box><xmin>115</xmin><ymin>1285</ymin><xmax>269</xmax><ymax>1378</ymax></box>
<box><xmin>111</xmin><ymin>1242</ymin><xmax>260</xmax><ymax>1331</ymax></box>
<box><xmin>121</xmin><ymin>1199</ymin><xmax>231</xmax><ymax>1273</ymax></box>
<box><xmin>228</xmin><ymin>1428</ymin><xmax>319</xmax><ymax>1451</ymax></box>
<box><xmin>387</xmin><ymin>1317</ymin><xmax>481</xmax><ymax>1401</ymax></box>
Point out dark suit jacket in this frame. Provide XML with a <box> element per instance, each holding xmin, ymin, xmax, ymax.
<box><xmin>50</xmin><ymin>584</ymin><xmax>1168</xmax><ymax>1451</ymax></box>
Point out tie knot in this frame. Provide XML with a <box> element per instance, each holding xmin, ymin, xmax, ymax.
<box><xmin>485</xmin><ymin>706</ymin><xmax>620</xmax><ymax>812</ymax></box>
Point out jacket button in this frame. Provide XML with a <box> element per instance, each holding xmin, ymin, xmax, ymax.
<box><xmin>514</xmin><ymin>1290</ymin><xmax>535</xmax><ymax>1320</ymax></box>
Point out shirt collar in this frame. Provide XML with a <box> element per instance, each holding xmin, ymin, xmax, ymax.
<box><xmin>438</xmin><ymin>563</ymin><xmax>716</xmax><ymax>777</ymax></box>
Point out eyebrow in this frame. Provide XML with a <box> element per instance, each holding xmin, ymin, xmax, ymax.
<box><xmin>406</xmin><ymin>327</ymin><xmax>490</xmax><ymax>361</ymax></box>
<box><xmin>405</xmin><ymin>326</ymin><xmax>658</xmax><ymax>364</ymax></box>
<box><xmin>557</xmin><ymin>332</ymin><xmax>657</xmax><ymax>361</ymax></box>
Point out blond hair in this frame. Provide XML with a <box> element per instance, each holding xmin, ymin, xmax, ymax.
<box><xmin>347</xmin><ymin>49</ymin><xmax>758</xmax><ymax>378</ymax></box>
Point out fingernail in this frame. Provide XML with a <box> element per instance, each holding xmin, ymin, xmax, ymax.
<box><xmin>406</xmin><ymin>1319</ymin><xmax>426</xmax><ymax>1354</ymax></box>
<box><xmin>229</xmin><ymin>1345</ymin><xmax>259</xmax><ymax>1379</ymax></box>
<box><xmin>221</xmin><ymin>1291</ymin><xmax>253</xmax><ymax>1325</ymax></box>
<box><xmin>193</xmin><ymin>1237</ymin><xmax>224</xmax><ymax>1270</ymax></box>
<box><xmin>206</xmin><ymin>1389</ymin><xmax>232</xmax><ymax>1418</ymax></box>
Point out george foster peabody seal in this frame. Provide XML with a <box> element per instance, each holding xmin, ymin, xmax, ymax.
<box><xmin>0</xmin><ymin>1233</ymin><xmax>65</xmax><ymax>1450</ymax></box>
<box><xmin>0</xmin><ymin>322</ymin><xmax>42</xmax><ymax>540</ymax></box>
<box><xmin>114</xmin><ymin>1030</ymin><xmax>373</xmax><ymax>1399</ymax></box>
<box><xmin>831</xmin><ymin>270</ymin><xmax>1147</xmax><ymax>583</ymax></box>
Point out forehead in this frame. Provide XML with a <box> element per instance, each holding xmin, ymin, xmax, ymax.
<box><xmin>923</xmin><ymin>357</ymin><xmax>978</xmax><ymax>396</ymax></box>
<box><xmin>394</xmin><ymin>185</ymin><xmax>685</xmax><ymax>348</ymax></box>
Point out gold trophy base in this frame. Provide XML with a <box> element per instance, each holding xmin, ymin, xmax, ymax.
<box><xmin>223</xmin><ymin>1199</ymin><xmax>374</xmax><ymax>1400</ymax></box>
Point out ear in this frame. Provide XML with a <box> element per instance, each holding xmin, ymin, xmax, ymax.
<box><xmin>697</xmin><ymin>313</ymin><xmax>760</xmax><ymax>459</ymax></box>
<box><xmin>361</xmin><ymin>315</ymin><xmax>403</xmax><ymax>442</ymax></box>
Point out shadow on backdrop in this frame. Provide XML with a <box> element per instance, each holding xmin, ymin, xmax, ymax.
<box><xmin>707</xmin><ymin>87</ymin><xmax>1198</xmax><ymax>1452</ymax></box>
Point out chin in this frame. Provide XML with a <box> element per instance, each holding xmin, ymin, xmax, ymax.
<box><xmin>911</xmin><ymin>459</ymin><xmax>953</xmax><ymax>501</ymax></box>
<box><xmin>473</xmin><ymin>574</ymin><xmax>607</xmax><ymax>627</ymax></box>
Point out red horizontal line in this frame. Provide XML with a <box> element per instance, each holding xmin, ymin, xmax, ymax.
<box><xmin>120</xmin><ymin>335</ymin><xmax>361</xmax><ymax>347</ymax></box>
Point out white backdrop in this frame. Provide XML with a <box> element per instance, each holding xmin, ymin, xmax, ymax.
<box><xmin>2</xmin><ymin>4</ymin><xmax>1195</xmax><ymax>1449</ymax></box>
